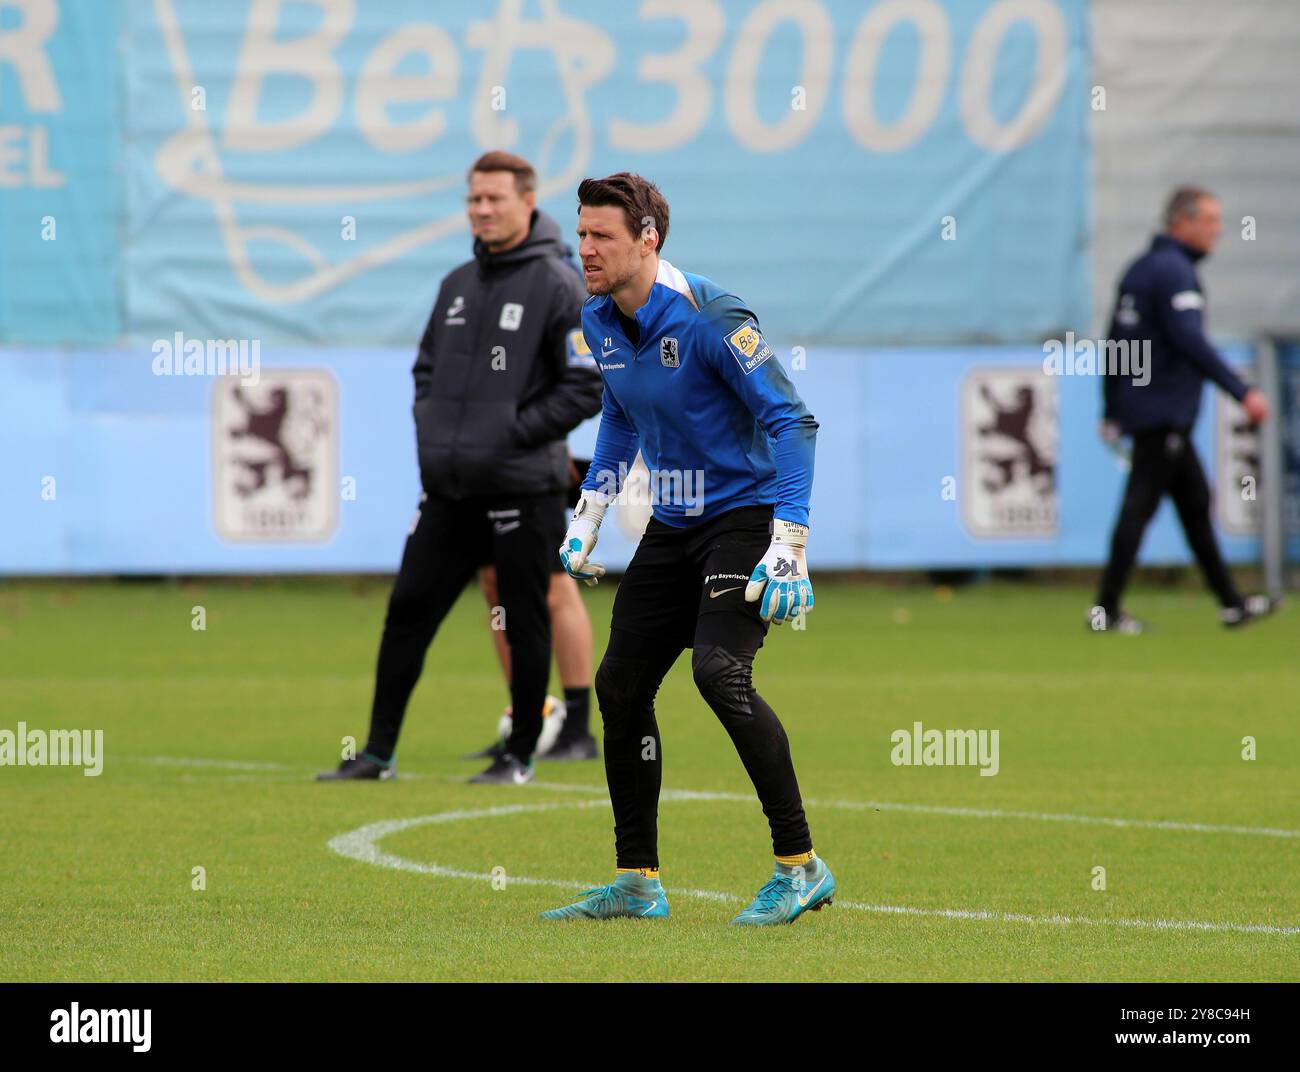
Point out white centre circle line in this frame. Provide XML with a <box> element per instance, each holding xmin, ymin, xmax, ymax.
<box><xmin>327</xmin><ymin>796</ymin><xmax>1300</xmax><ymax>937</ymax></box>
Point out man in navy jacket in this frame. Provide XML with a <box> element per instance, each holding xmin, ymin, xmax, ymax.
<box><xmin>1094</xmin><ymin>186</ymin><xmax>1277</xmax><ymax>632</ymax></box>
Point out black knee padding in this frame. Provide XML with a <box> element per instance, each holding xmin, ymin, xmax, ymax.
<box><xmin>692</xmin><ymin>645</ymin><xmax>754</xmax><ymax>726</ymax></box>
<box><xmin>595</xmin><ymin>656</ymin><xmax>652</xmax><ymax>737</ymax></box>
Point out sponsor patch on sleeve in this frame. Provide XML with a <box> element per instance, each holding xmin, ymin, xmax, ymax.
<box><xmin>566</xmin><ymin>328</ymin><xmax>597</xmax><ymax>368</ymax></box>
<box><xmin>724</xmin><ymin>317</ymin><xmax>774</xmax><ymax>375</ymax></box>
<box><xmin>1170</xmin><ymin>290</ymin><xmax>1204</xmax><ymax>312</ymax></box>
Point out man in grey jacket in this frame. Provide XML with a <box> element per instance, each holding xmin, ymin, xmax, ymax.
<box><xmin>319</xmin><ymin>151</ymin><xmax>602</xmax><ymax>785</ymax></box>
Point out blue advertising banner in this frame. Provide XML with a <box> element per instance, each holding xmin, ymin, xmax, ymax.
<box><xmin>119</xmin><ymin>0</ymin><xmax>1090</xmax><ymax>348</ymax></box>
<box><xmin>1</xmin><ymin>339</ymin><xmax>1285</xmax><ymax>575</ymax></box>
<box><xmin>0</xmin><ymin>0</ymin><xmax>121</xmax><ymax>343</ymax></box>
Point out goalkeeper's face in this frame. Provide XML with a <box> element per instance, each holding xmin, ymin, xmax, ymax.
<box><xmin>577</xmin><ymin>204</ymin><xmax>648</xmax><ymax>297</ymax></box>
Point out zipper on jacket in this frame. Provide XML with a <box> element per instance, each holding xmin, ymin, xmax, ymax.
<box><xmin>451</xmin><ymin>272</ymin><xmax>497</xmax><ymax>496</ymax></box>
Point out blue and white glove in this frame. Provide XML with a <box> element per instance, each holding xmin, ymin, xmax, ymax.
<box><xmin>745</xmin><ymin>519</ymin><xmax>813</xmax><ymax>624</ymax></box>
<box><xmin>559</xmin><ymin>490</ymin><xmax>609</xmax><ymax>587</ymax></box>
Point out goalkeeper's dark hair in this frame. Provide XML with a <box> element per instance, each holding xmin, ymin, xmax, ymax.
<box><xmin>1164</xmin><ymin>185</ymin><xmax>1215</xmax><ymax>228</ymax></box>
<box><xmin>577</xmin><ymin>172</ymin><xmax>670</xmax><ymax>252</ymax></box>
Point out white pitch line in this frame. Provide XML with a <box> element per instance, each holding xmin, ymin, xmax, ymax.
<box><xmin>113</xmin><ymin>755</ymin><xmax>1300</xmax><ymax>932</ymax></box>
<box><xmin>327</xmin><ymin>802</ymin><xmax>736</xmax><ymax>908</ymax></box>
<box><xmin>820</xmin><ymin>799</ymin><xmax>1300</xmax><ymax>840</ymax></box>
<box><xmin>123</xmin><ymin>754</ymin><xmax>293</xmax><ymax>771</ymax></box>
<box><xmin>123</xmin><ymin>757</ymin><xmax>1300</xmax><ymax>840</ymax></box>
<box><xmin>527</xmin><ymin>780</ymin><xmax>1300</xmax><ymax>840</ymax></box>
<box><xmin>328</xmin><ymin>800</ymin><xmax>1300</xmax><ymax>937</ymax></box>
<box><xmin>832</xmin><ymin>902</ymin><xmax>1300</xmax><ymax>937</ymax></box>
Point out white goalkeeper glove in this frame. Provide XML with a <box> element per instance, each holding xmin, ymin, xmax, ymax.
<box><xmin>745</xmin><ymin>519</ymin><xmax>813</xmax><ymax>625</ymax></box>
<box><xmin>559</xmin><ymin>490</ymin><xmax>610</xmax><ymax>587</ymax></box>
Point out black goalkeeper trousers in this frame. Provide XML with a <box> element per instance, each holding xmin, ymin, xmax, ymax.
<box><xmin>596</xmin><ymin>505</ymin><xmax>813</xmax><ymax>870</ymax></box>
<box><xmin>1096</xmin><ymin>428</ymin><xmax>1242</xmax><ymax>615</ymax></box>
<box><xmin>363</xmin><ymin>491</ymin><xmax>561</xmax><ymax>764</ymax></box>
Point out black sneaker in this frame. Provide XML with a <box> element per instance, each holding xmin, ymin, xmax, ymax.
<box><xmin>539</xmin><ymin>734</ymin><xmax>599</xmax><ymax>762</ymax></box>
<box><xmin>468</xmin><ymin>752</ymin><xmax>535</xmax><ymax>785</ymax></box>
<box><xmin>1221</xmin><ymin>593</ymin><xmax>1283</xmax><ymax>629</ymax></box>
<box><xmin>1086</xmin><ymin>607</ymin><xmax>1146</xmax><ymax>634</ymax></box>
<box><xmin>462</xmin><ymin>738</ymin><xmax>507</xmax><ymax>761</ymax></box>
<box><xmin>316</xmin><ymin>755</ymin><xmax>396</xmax><ymax>781</ymax></box>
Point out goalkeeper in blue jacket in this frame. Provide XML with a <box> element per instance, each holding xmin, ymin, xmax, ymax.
<box><xmin>541</xmin><ymin>173</ymin><xmax>834</xmax><ymax>926</ymax></box>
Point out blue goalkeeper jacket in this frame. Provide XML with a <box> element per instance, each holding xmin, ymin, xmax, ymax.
<box><xmin>580</xmin><ymin>258</ymin><xmax>818</xmax><ymax>527</ymax></box>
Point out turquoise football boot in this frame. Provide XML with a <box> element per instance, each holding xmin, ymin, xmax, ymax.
<box><xmin>731</xmin><ymin>857</ymin><xmax>835</xmax><ymax>925</ymax></box>
<box><xmin>540</xmin><ymin>872</ymin><xmax>669</xmax><ymax>921</ymax></box>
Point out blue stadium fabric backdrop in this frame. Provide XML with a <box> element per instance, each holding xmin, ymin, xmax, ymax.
<box><xmin>22</xmin><ymin>1</ymin><xmax>1290</xmax><ymax>579</ymax></box>
<box><xmin>0</xmin><ymin>0</ymin><xmax>121</xmax><ymax>343</ymax></box>
<box><xmin>2</xmin><ymin>343</ymin><xmax>1295</xmax><ymax>573</ymax></box>
<box><xmin>2</xmin><ymin>0</ymin><xmax>1091</xmax><ymax>346</ymax></box>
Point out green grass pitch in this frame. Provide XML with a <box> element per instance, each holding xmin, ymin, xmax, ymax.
<box><xmin>1</xmin><ymin>577</ymin><xmax>1296</xmax><ymax>981</ymax></box>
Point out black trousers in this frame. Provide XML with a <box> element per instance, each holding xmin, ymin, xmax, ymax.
<box><xmin>596</xmin><ymin>504</ymin><xmax>813</xmax><ymax>869</ymax></box>
<box><xmin>363</xmin><ymin>491</ymin><xmax>563</xmax><ymax>763</ymax></box>
<box><xmin>1096</xmin><ymin>428</ymin><xmax>1242</xmax><ymax>614</ymax></box>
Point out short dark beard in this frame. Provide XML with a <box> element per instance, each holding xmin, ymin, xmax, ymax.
<box><xmin>586</xmin><ymin>259</ymin><xmax>636</xmax><ymax>298</ymax></box>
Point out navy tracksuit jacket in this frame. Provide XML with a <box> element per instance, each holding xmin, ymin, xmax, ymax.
<box><xmin>1102</xmin><ymin>234</ymin><xmax>1248</xmax><ymax>435</ymax></box>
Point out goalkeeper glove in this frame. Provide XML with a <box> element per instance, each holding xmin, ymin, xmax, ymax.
<box><xmin>745</xmin><ymin>518</ymin><xmax>813</xmax><ymax>625</ymax></box>
<box><xmin>559</xmin><ymin>490</ymin><xmax>609</xmax><ymax>587</ymax></box>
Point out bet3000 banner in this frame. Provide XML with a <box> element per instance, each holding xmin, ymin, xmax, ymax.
<box><xmin>2</xmin><ymin>0</ymin><xmax>1089</xmax><ymax>348</ymax></box>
